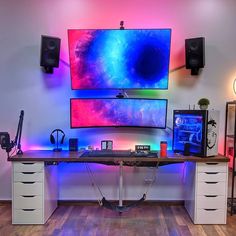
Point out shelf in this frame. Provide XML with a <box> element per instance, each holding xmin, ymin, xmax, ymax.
<box><xmin>225</xmin><ymin>101</ymin><xmax>236</xmax><ymax>215</ymax></box>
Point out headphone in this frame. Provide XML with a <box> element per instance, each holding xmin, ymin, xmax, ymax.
<box><xmin>50</xmin><ymin>129</ymin><xmax>65</xmax><ymax>144</ymax></box>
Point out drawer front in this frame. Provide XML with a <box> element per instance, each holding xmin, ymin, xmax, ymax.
<box><xmin>14</xmin><ymin>172</ymin><xmax>43</xmax><ymax>182</ymax></box>
<box><xmin>197</xmin><ymin>195</ymin><xmax>226</xmax><ymax>209</ymax></box>
<box><xmin>13</xmin><ymin>209</ymin><xmax>43</xmax><ymax>224</ymax></box>
<box><xmin>197</xmin><ymin>163</ymin><xmax>227</xmax><ymax>173</ymax></box>
<box><xmin>14</xmin><ymin>162</ymin><xmax>44</xmax><ymax>173</ymax></box>
<box><xmin>197</xmin><ymin>181</ymin><xmax>226</xmax><ymax>195</ymax></box>
<box><xmin>197</xmin><ymin>172</ymin><xmax>227</xmax><ymax>182</ymax></box>
<box><xmin>195</xmin><ymin>208</ymin><xmax>226</xmax><ymax>224</ymax></box>
<box><xmin>14</xmin><ymin>182</ymin><xmax>43</xmax><ymax>196</ymax></box>
<box><xmin>14</xmin><ymin>195</ymin><xmax>43</xmax><ymax>209</ymax></box>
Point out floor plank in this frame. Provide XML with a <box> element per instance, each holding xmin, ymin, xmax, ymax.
<box><xmin>1</xmin><ymin>202</ymin><xmax>236</xmax><ymax>236</ymax></box>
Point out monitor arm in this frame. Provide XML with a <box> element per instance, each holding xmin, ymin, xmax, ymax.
<box><xmin>116</xmin><ymin>89</ymin><xmax>129</xmax><ymax>98</ymax></box>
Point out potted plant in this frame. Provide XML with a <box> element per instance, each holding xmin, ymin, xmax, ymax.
<box><xmin>198</xmin><ymin>98</ymin><xmax>210</xmax><ymax>110</ymax></box>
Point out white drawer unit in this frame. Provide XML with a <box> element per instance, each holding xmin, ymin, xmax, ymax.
<box><xmin>197</xmin><ymin>172</ymin><xmax>227</xmax><ymax>182</ymax></box>
<box><xmin>13</xmin><ymin>209</ymin><xmax>43</xmax><ymax>225</ymax></box>
<box><xmin>195</xmin><ymin>208</ymin><xmax>226</xmax><ymax>225</ymax></box>
<box><xmin>184</xmin><ymin>162</ymin><xmax>228</xmax><ymax>224</ymax></box>
<box><xmin>14</xmin><ymin>182</ymin><xmax>43</xmax><ymax>196</ymax></box>
<box><xmin>197</xmin><ymin>162</ymin><xmax>228</xmax><ymax>173</ymax></box>
<box><xmin>13</xmin><ymin>162</ymin><xmax>44</xmax><ymax>172</ymax></box>
<box><xmin>14</xmin><ymin>172</ymin><xmax>43</xmax><ymax>182</ymax></box>
<box><xmin>197</xmin><ymin>181</ymin><xmax>226</xmax><ymax>196</ymax></box>
<box><xmin>14</xmin><ymin>195</ymin><xmax>43</xmax><ymax>209</ymax></box>
<box><xmin>197</xmin><ymin>195</ymin><xmax>226</xmax><ymax>209</ymax></box>
<box><xmin>12</xmin><ymin>161</ymin><xmax>58</xmax><ymax>224</ymax></box>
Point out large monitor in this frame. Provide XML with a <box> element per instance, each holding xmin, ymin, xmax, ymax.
<box><xmin>70</xmin><ymin>98</ymin><xmax>168</xmax><ymax>128</ymax></box>
<box><xmin>68</xmin><ymin>29</ymin><xmax>171</xmax><ymax>90</ymax></box>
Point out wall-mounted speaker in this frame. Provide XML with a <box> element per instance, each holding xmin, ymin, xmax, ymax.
<box><xmin>185</xmin><ymin>37</ymin><xmax>205</xmax><ymax>75</ymax></box>
<box><xmin>40</xmin><ymin>35</ymin><xmax>61</xmax><ymax>73</ymax></box>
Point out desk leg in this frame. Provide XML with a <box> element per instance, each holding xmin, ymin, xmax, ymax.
<box><xmin>119</xmin><ymin>161</ymin><xmax>123</xmax><ymax>207</ymax></box>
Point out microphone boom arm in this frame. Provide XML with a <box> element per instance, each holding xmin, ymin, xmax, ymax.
<box><xmin>14</xmin><ymin>110</ymin><xmax>24</xmax><ymax>155</ymax></box>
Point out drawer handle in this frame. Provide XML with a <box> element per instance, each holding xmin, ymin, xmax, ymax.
<box><xmin>205</xmin><ymin>172</ymin><xmax>219</xmax><ymax>175</ymax></box>
<box><xmin>22</xmin><ymin>163</ymin><xmax>35</xmax><ymax>165</ymax></box>
<box><xmin>22</xmin><ymin>172</ymin><xmax>36</xmax><ymax>174</ymax></box>
<box><xmin>205</xmin><ymin>182</ymin><xmax>218</xmax><ymax>184</ymax></box>
<box><xmin>204</xmin><ymin>195</ymin><xmax>217</xmax><ymax>197</ymax></box>
<box><xmin>205</xmin><ymin>163</ymin><xmax>218</xmax><ymax>165</ymax></box>
<box><xmin>22</xmin><ymin>209</ymin><xmax>36</xmax><ymax>211</ymax></box>
<box><xmin>204</xmin><ymin>209</ymin><xmax>217</xmax><ymax>211</ymax></box>
<box><xmin>21</xmin><ymin>182</ymin><xmax>35</xmax><ymax>184</ymax></box>
<box><xmin>21</xmin><ymin>195</ymin><xmax>36</xmax><ymax>198</ymax></box>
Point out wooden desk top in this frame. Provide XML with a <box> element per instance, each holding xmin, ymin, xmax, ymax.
<box><xmin>7</xmin><ymin>150</ymin><xmax>229</xmax><ymax>163</ymax></box>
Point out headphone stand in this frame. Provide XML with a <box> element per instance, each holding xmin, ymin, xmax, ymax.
<box><xmin>53</xmin><ymin>147</ymin><xmax>62</xmax><ymax>152</ymax></box>
<box><xmin>53</xmin><ymin>129</ymin><xmax>62</xmax><ymax>152</ymax></box>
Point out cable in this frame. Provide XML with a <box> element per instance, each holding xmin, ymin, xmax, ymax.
<box><xmin>85</xmin><ymin>161</ymin><xmax>160</xmax><ymax>211</ymax></box>
<box><xmin>85</xmin><ymin>163</ymin><xmax>104</xmax><ymax>205</ymax></box>
<box><xmin>144</xmin><ymin>162</ymin><xmax>160</xmax><ymax>196</ymax></box>
<box><xmin>9</xmin><ymin>146</ymin><xmax>17</xmax><ymax>157</ymax></box>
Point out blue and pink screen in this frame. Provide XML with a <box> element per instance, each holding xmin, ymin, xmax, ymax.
<box><xmin>68</xmin><ymin>29</ymin><xmax>171</xmax><ymax>89</ymax></box>
<box><xmin>71</xmin><ymin>99</ymin><xmax>167</xmax><ymax>128</ymax></box>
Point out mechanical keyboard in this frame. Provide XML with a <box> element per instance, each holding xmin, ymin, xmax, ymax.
<box><xmin>81</xmin><ymin>150</ymin><xmax>132</xmax><ymax>157</ymax></box>
<box><xmin>81</xmin><ymin>150</ymin><xmax>158</xmax><ymax>158</ymax></box>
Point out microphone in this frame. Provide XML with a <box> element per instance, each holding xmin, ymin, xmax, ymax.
<box><xmin>0</xmin><ymin>110</ymin><xmax>25</xmax><ymax>157</ymax></box>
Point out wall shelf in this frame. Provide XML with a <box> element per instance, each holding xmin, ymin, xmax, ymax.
<box><xmin>224</xmin><ymin>101</ymin><xmax>236</xmax><ymax>215</ymax></box>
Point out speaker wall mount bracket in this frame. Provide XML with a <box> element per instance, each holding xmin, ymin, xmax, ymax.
<box><xmin>43</xmin><ymin>66</ymin><xmax>54</xmax><ymax>74</ymax></box>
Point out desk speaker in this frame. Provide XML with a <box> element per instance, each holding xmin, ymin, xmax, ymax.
<box><xmin>185</xmin><ymin>37</ymin><xmax>205</xmax><ymax>75</ymax></box>
<box><xmin>69</xmin><ymin>138</ymin><xmax>78</xmax><ymax>151</ymax></box>
<box><xmin>40</xmin><ymin>35</ymin><xmax>61</xmax><ymax>73</ymax></box>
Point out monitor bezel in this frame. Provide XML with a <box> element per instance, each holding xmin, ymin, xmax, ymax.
<box><xmin>68</xmin><ymin>28</ymin><xmax>172</xmax><ymax>90</ymax></box>
<box><xmin>70</xmin><ymin>97</ymin><xmax>168</xmax><ymax>129</ymax></box>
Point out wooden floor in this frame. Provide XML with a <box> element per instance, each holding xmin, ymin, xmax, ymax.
<box><xmin>1</xmin><ymin>202</ymin><xmax>236</xmax><ymax>236</ymax></box>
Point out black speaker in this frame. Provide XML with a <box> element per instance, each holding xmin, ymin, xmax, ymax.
<box><xmin>40</xmin><ymin>35</ymin><xmax>61</xmax><ymax>73</ymax></box>
<box><xmin>69</xmin><ymin>138</ymin><xmax>78</xmax><ymax>151</ymax></box>
<box><xmin>185</xmin><ymin>37</ymin><xmax>205</xmax><ymax>75</ymax></box>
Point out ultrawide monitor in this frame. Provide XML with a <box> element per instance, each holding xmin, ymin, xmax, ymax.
<box><xmin>68</xmin><ymin>29</ymin><xmax>171</xmax><ymax>90</ymax></box>
<box><xmin>70</xmin><ymin>98</ymin><xmax>168</xmax><ymax>128</ymax></box>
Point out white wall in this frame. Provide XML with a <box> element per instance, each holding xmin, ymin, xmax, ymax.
<box><xmin>0</xmin><ymin>0</ymin><xmax>236</xmax><ymax>200</ymax></box>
